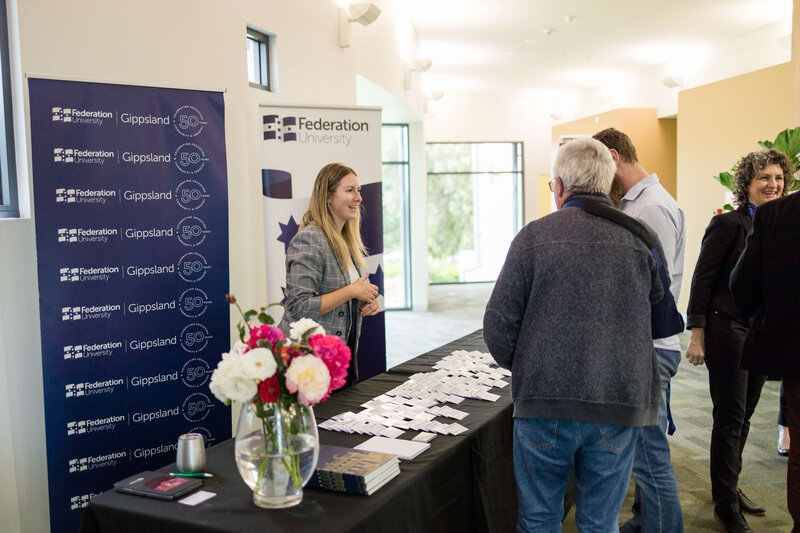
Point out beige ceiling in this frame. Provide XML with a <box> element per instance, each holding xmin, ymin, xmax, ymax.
<box><xmin>403</xmin><ymin>0</ymin><xmax>793</xmax><ymax>94</ymax></box>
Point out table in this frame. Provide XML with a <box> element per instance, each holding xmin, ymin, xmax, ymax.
<box><xmin>80</xmin><ymin>331</ymin><xmax>518</xmax><ymax>533</ymax></box>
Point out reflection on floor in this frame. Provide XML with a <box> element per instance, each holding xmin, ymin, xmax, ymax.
<box><xmin>385</xmin><ymin>282</ymin><xmax>791</xmax><ymax>530</ymax></box>
<box><xmin>385</xmin><ymin>282</ymin><xmax>494</xmax><ymax>369</ymax></box>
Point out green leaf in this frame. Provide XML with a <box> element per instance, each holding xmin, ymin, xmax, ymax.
<box><xmin>723</xmin><ymin>203</ymin><xmax>734</xmax><ymax>211</ymax></box>
<box><xmin>243</xmin><ymin>310</ymin><xmax>257</xmax><ymax>322</ymax></box>
<box><xmin>713</xmin><ymin>171</ymin><xmax>735</xmax><ymax>192</ymax></box>
<box><xmin>258</xmin><ymin>312</ymin><xmax>274</xmax><ymax>325</ymax></box>
<box><xmin>762</xmin><ymin>127</ymin><xmax>800</xmax><ymax>172</ymax></box>
<box><xmin>237</xmin><ymin>324</ymin><xmax>246</xmax><ymax>342</ymax></box>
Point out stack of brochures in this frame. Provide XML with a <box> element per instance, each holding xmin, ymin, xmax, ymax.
<box><xmin>306</xmin><ymin>444</ymin><xmax>400</xmax><ymax>495</ymax></box>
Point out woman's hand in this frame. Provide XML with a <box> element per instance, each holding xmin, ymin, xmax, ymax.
<box><xmin>360</xmin><ymin>299</ymin><xmax>380</xmax><ymax>317</ymax></box>
<box><xmin>686</xmin><ymin>327</ymin><xmax>706</xmax><ymax>366</ymax></box>
<box><xmin>348</xmin><ymin>274</ymin><xmax>379</xmax><ymax>303</ymax></box>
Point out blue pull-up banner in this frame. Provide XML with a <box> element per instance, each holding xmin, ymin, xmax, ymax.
<box><xmin>29</xmin><ymin>78</ymin><xmax>230</xmax><ymax>533</ymax></box>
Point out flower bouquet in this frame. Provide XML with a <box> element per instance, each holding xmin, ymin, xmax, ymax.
<box><xmin>209</xmin><ymin>294</ymin><xmax>351</xmax><ymax>508</ymax></box>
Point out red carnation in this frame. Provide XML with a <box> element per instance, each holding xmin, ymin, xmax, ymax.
<box><xmin>258</xmin><ymin>375</ymin><xmax>281</xmax><ymax>403</ymax></box>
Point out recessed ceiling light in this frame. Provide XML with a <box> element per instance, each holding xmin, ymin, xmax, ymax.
<box><xmin>524</xmin><ymin>38</ymin><xmax>536</xmax><ymax>44</ymax></box>
<box><xmin>563</xmin><ymin>15</ymin><xmax>576</xmax><ymax>23</ymax></box>
<box><xmin>542</xmin><ymin>28</ymin><xmax>554</xmax><ymax>36</ymax></box>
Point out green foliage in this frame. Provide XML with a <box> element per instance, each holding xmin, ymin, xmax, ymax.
<box><xmin>427</xmin><ymin>173</ymin><xmax>474</xmax><ymax>265</ymax></box>
<box><xmin>428</xmin><ymin>257</ymin><xmax>460</xmax><ymax>283</ymax></box>
<box><xmin>713</xmin><ymin>171</ymin><xmax>735</xmax><ymax>191</ymax></box>
<box><xmin>758</xmin><ymin>126</ymin><xmax>800</xmax><ymax>192</ymax></box>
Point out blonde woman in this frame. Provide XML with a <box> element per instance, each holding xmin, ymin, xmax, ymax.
<box><xmin>278</xmin><ymin>163</ymin><xmax>379</xmax><ymax>388</ymax></box>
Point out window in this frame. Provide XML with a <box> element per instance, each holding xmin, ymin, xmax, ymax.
<box><xmin>246</xmin><ymin>27</ymin><xmax>273</xmax><ymax>91</ymax></box>
<box><xmin>0</xmin><ymin>0</ymin><xmax>17</xmax><ymax>218</ymax></box>
<box><xmin>426</xmin><ymin>142</ymin><xmax>523</xmax><ymax>283</ymax></box>
<box><xmin>381</xmin><ymin>124</ymin><xmax>411</xmax><ymax>309</ymax></box>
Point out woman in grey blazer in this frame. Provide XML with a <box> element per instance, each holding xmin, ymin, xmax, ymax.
<box><xmin>278</xmin><ymin>163</ymin><xmax>379</xmax><ymax>387</ymax></box>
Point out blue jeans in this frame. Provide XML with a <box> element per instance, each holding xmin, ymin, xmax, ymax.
<box><xmin>620</xmin><ymin>348</ymin><xmax>684</xmax><ymax>533</ymax></box>
<box><xmin>514</xmin><ymin>418</ymin><xmax>639</xmax><ymax>533</ymax></box>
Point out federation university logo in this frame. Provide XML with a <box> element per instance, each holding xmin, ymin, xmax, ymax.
<box><xmin>62</xmin><ymin>306</ymin><xmax>82</xmax><ymax>320</ymax></box>
<box><xmin>58</xmin><ymin>228</ymin><xmax>78</xmax><ymax>242</ymax></box>
<box><xmin>65</xmin><ymin>383</ymin><xmax>85</xmax><ymax>398</ymax></box>
<box><xmin>56</xmin><ymin>188</ymin><xmax>76</xmax><ymax>203</ymax></box>
<box><xmin>70</xmin><ymin>493</ymin><xmax>99</xmax><ymax>511</ymax></box>
<box><xmin>263</xmin><ymin>114</ymin><xmax>297</xmax><ymax>141</ymax></box>
<box><xmin>52</xmin><ymin>107</ymin><xmax>73</xmax><ymax>122</ymax></box>
<box><xmin>67</xmin><ymin>420</ymin><xmax>87</xmax><ymax>435</ymax></box>
<box><xmin>64</xmin><ymin>344</ymin><xmax>84</xmax><ymax>359</ymax></box>
<box><xmin>60</xmin><ymin>267</ymin><xmax>80</xmax><ymax>282</ymax></box>
<box><xmin>54</xmin><ymin>148</ymin><xmax>74</xmax><ymax>163</ymax></box>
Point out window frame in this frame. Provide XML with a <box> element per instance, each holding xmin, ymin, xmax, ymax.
<box><xmin>246</xmin><ymin>26</ymin><xmax>273</xmax><ymax>92</ymax></box>
<box><xmin>425</xmin><ymin>141</ymin><xmax>525</xmax><ymax>285</ymax></box>
<box><xmin>0</xmin><ymin>0</ymin><xmax>17</xmax><ymax>218</ymax></box>
<box><xmin>381</xmin><ymin>123</ymin><xmax>412</xmax><ymax>310</ymax></box>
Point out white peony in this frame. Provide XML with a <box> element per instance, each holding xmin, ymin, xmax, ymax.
<box><xmin>230</xmin><ymin>340</ymin><xmax>249</xmax><ymax>357</ymax></box>
<box><xmin>209</xmin><ymin>356</ymin><xmax>258</xmax><ymax>404</ymax></box>
<box><xmin>289</xmin><ymin>318</ymin><xmax>326</xmax><ymax>340</ymax></box>
<box><xmin>240</xmin><ymin>347</ymin><xmax>277</xmax><ymax>381</ymax></box>
<box><xmin>285</xmin><ymin>355</ymin><xmax>331</xmax><ymax>406</ymax></box>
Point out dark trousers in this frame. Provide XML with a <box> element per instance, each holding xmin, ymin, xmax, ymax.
<box><xmin>785</xmin><ymin>379</ymin><xmax>800</xmax><ymax>531</ymax></box>
<box><xmin>705</xmin><ymin>311</ymin><xmax>767</xmax><ymax>505</ymax></box>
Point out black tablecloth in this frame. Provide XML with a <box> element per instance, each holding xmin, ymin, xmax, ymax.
<box><xmin>80</xmin><ymin>330</ymin><xmax>517</xmax><ymax>533</ymax></box>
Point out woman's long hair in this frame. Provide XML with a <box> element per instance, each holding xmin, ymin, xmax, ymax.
<box><xmin>301</xmin><ymin>162</ymin><xmax>367</xmax><ymax>269</ymax></box>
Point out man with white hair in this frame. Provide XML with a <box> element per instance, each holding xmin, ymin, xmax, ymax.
<box><xmin>484</xmin><ymin>137</ymin><xmax>683</xmax><ymax>531</ymax></box>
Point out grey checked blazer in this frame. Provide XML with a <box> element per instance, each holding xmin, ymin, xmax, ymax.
<box><xmin>278</xmin><ymin>224</ymin><xmax>363</xmax><ymax>378</ymax></box>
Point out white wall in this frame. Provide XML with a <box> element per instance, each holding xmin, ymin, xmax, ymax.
<box><xmin>0</xmin><ymin>1</ymin><xmax>426</xmax><ymax>530</ymax></box>
<box><xmin>572</xmin><ymin>18</ymin><xmax>792</xmax><ymax>120</ymax></box>
<box><xmin>425</xmin><ymin>17</ymin><xmax>793</xmax><ymax>223</ymax></box>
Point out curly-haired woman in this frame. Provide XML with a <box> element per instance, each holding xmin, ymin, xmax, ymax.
<box><xmin>686</xmin><ymin>149</ymin><xmax>793</xmax><ymax>531</ymax></box>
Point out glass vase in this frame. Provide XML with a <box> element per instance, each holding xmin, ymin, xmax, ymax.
<box><xmin>234</xmin><ymin>400</ymin><xmax>319</xmax><ymax>508</ymax></box>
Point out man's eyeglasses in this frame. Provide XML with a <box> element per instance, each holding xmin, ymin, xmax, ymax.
<box><xmin>548</xmin><ymin>177</ymin><xmax>558</xmax><ymax>193</ymax></box>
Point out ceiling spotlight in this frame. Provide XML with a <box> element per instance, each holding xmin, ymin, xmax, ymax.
<box><xmin>404</xmin><ymin>59</ymin><xmax>433</xmax><ymax>90</ymax></box>
<box><xmin>542</xmin><ymin>28</ymin><xmax>554</xmax><ymax>36</ymax></box>
<box><xmin>339</xmin><ymin>3</ymin><xmax>382</xmax><ymax>48</ymax></box>
<box><xmin>661</xmin><ymin>76</ymin><xmax>683</xmax><ymax>89</ymax></box>
<box><xmin>563</xmin><ymin>15</ymin><xmax>576</xmax><ymax>22</ymax></box>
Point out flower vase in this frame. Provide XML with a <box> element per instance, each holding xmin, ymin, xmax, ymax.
<box><xmin>234</xmin><ymin>400</ymin><xmax>319</xmax><ymax>508</ymax></box>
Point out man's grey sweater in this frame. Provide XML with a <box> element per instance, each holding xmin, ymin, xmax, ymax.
<box><xmin>484</xmin><ymin>194</ymin><xmax>663</xmax><ymax>427</ymax></box>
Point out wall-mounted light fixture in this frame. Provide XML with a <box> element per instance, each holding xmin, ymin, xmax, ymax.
<box><xmin>403</xmin><ymin>59</ymin><xmax>432</xmax><ymax>90</ymax></box>
<box><xmin>660</xmin><ymin>75</ymin><xmax>683</xmax><ymax>89</ymax></box>
<box><xmin>339</xmin><ymin>3</ymin><xmax>382</xmax><ymax>48</ymax></box>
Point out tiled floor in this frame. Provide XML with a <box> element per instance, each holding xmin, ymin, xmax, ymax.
<box><xmin>386</xmin><ymin>282</ymin><xmax>792</xmax><ymax>531</ymax></box>
<box><xmin>385</xmin><ymin>283</ymin><xmax>494</xmax><ymax>369</ymax></box>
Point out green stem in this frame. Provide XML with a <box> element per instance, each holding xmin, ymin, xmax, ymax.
<box><xmin>256</xmin><ymin>402</ymin><xmax>303</xmax><ymax>492</ymax></box>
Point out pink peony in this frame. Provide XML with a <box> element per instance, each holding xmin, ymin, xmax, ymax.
<box><xmin>285</xmin><ymin>355</ymin><xmax>331</xmax><ymax>406</ymax></box>
<box><xmin>248</xmin><ymin>324</ymin><xmax>285</xmax><ymax>349</ymax></box>
<box><xmin>308</xmin><ymin>334</ymin><xmax>351</xmax><ymax>396</ymax></box>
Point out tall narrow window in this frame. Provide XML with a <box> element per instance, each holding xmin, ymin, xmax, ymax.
<box><xmin>426</xmin><ymin>142</ymin><xmax>523</xmax><ymax>283</ymax></box>
<box><xmin>0</xmin><ymin>0</ymin><xmax>17</xmax><ymax>218</ymax></box>
<box><xmin>381</xmin><ymin>124</ymin><xmax>411</xmax><ymax>309</ymax></box>
<box><xmin>246</xmin><ymin>27</ymin><xmax>272</xmax><ymax>91</ymax></box>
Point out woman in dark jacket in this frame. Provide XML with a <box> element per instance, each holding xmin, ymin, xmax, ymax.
<box><xmin>685</xmin><ymin>149</ymin><xmax>792</xmax><ymax>530</ymax></box>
